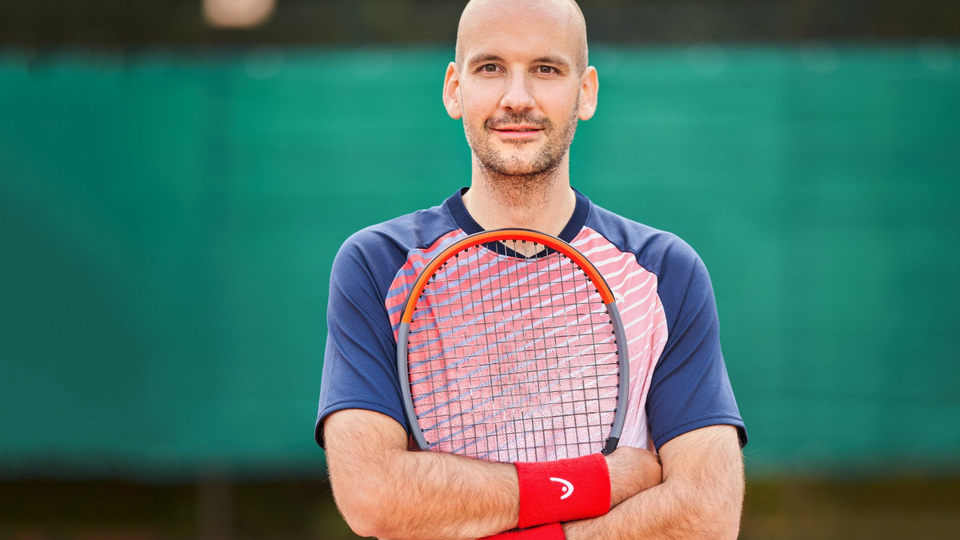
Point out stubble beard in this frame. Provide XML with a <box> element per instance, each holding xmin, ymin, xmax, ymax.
<box><xmin>465</xmin><ymin>102</ymin><xmax>580</xmax><ymax>200</ymax></box>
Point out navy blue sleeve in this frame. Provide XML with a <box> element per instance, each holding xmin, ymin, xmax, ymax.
<box><xmin>314</xmin><ymin>231</ymin><xmax>407</xmax><ymax>448</ymax></box>
<box><xmin>645</xmin><ymin>240</ymin><xmax>748</xmax><ymax>450</ymax></box>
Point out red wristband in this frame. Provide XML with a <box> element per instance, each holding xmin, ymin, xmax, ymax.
<box><xmin>515</xmin><ymin>453</ymin><xmax>610</xmax><ymax>529</ymax></box>
<box><xmin>481</xmin><ymin>523</ymin><xmax>566</xmax><ymax>540</ymax></box>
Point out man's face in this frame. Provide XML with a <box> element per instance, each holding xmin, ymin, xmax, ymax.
<box><xmin>444</xmin><ymin>1</ymin><xmax>597</xmax><ymax>178</ymax></box>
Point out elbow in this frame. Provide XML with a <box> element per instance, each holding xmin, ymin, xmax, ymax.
<box><xmin>338</xmin><ymin>500</ymin><xmax>374</xmax><ymax>538</ymax></box>
<box><xmin>700</xmin><ymin>495</ymin><xmax>743</xmax><ymax>540</ymax></box>
<box><xmin>673</xmin><ymin>482</ymin><xmax>743</xmax><ymax>540</ymax></box>
<box><xmin>709</xmin><ymin>502</ymin><xmax>742</xmax><ymax>540</ymax></box>
<box><xmin>330</xmin><ymin>459</ymin><xmax>404</xmax><ymax>538</ymax></box>
<box><xmin>335</xmin><ymin>484</ymin><xmax>401</xmax><ymax>539</ymax></box>
<box><xmin>341</xmin><ymin>509</ymin><xmax>382</xmax><ymax>538</ymax></box>
<box><xmin>714</xmin><ymin>473</ymin><xmax>745</xmax><ymax>540</ymax></box>
<box><xmin>676</xmin><ymin>500</ymin><xmax>741</xmax><ymax>540</ymax></box>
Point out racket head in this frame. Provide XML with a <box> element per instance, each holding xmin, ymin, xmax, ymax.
<box><xmin>397</xmin><ymin>229</ymin><xmax>629</xmax><ymax>462</ymax></box>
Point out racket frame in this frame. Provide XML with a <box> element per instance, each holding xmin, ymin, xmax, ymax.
<box><xmin>397</xmin><ymin>228</ymin><xmax>630</xmax><ymax>458</ymax></box>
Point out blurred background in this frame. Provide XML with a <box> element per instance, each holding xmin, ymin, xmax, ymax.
<box><xmin>1</xmin><ymin>0</ymin><xmax>958</xmax><ymax>539</ymax></box>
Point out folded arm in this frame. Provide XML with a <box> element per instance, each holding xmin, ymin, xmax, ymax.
<box><xmin>324</xmin><ymin>409</ymin><xmax>662</xmax><ymax>540</ymax></box>
<box><xmin>563</xmin><ymin>425</ymin><xmax>745</xmax><ymax>540</ymax></box>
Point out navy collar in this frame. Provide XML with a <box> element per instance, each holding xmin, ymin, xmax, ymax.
<box><xmin>445</xmin><ymin>186</ymin><xmax>590</xmax><ymax>243</ymax></box>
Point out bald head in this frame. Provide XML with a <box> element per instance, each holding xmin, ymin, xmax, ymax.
<box><xmin>455</xmin><ymin>0</ymin><xmax>589</xmax><ymax>74</ymax></box>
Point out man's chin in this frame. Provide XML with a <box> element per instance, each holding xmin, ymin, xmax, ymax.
<box><xmin>488</xmin><ymin>151</ymin><xmax>542</xmax><ymax>172</ymax></box>
<box><xmin>481</xmin><ymin>159</ymin><xmax>555</xmax><ymax>178</ymax></box>
<box><xmin>472</xmin><ymin>142</ymin><xmax>562</xmax><ymax>177</ymax></box>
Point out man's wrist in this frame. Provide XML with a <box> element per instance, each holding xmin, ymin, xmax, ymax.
<box><xmin>515</xmin><ymin>454</ymin><xmax>610</xmax><ymax>529</ymax></box>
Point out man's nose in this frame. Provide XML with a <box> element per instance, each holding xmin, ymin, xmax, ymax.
<box><xmin>500</xmin><ymin>72</ymin><xmax>536</xmax><ymax>111</ymax></box>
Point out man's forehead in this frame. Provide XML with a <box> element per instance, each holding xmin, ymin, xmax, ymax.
<box><xmin>456</xmin><ymin>0</ymin><xmax>587</xmax><ymax>69</ymax></box>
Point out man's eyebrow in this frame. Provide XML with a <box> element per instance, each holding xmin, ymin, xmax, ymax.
<box><xmin>464</xmin><ymin>54</ymin><xmax>571</xmax><ymax>68</ymax></box>
<box><xmin>465</xmin><ymin>54</ymin><xmax>505</xmax><ymax>66</ymax></box>
<box><xmin>532</xmin><ymin>56</ymin><xmax>570</xmax><ymax>67</ymax></box>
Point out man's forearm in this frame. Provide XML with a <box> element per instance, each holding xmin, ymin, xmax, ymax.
<box><xmin>564</xmin><ymin>426</ymin><xmax>745</xmax><ymax>540</ymax></box>
<box><xmin>563</xmin><ymin>474</ymin><xmax>742</xmax><ymax>540</ymax></box>
<box><xmin>326</xmin><ymin>411</ymin><xmax>518</xmax><ymax>540</ymax></box>
<box><xmin>325</xmin><ymin>410</ymin><xmax>662</xmax><ymax>540</ymax></box>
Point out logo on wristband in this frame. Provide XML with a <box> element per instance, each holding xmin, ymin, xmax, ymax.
<box><xmin>549</xmin><ymin>477</ymin><xmax>574</xmax><ymax>500</ymax></box>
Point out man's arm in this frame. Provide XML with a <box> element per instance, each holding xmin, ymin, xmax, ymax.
<box><xmin>325</xmin><ymin>409</ymin><xmax>517</xmax><ymax>539</ymax></box>
<box><xmin>324</xmin><ymin>409</ymin><xmax>663</xmax><ymax>540</ymax></box>
<box><xmin>563</xmin><ymin>425</ymin><xmax>745</xmax><ymax>540</ymax></box>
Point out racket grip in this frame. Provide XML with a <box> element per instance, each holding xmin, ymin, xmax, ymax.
<box><xmin>481</xmin><ymin>523</ymin><xmax>565</xmax><ymax>540</ymax></box>
<box><xmin>515</xmin><ymin>453</ymin><xmax>610</xmax><ymax>529</ymax></box>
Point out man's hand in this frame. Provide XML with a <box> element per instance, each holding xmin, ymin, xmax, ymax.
<box><xmin>605</xmin><ymin>446</ymin><xmax>663</xmax><ymax>508</ymax></box>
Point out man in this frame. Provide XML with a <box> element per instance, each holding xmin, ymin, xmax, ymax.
<box><xmin>316</xmin><ymin>0</ymin><xmax>747</xmax><ymax>538</ymax></box>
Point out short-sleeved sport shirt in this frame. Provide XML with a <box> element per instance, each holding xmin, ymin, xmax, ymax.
<box><xmin>315</xmin><ymin>188</ymin><xmax>747</xmax><ymax>452</ymax></box>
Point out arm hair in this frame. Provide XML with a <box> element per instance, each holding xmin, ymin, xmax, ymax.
<box><xmin>564</xmin><ymin>425</ymin><xmax>745</xmax><ymax>540</ymax></box>
<box><xmin>325</xmin><ymin>409</ymin><xmax>519</xmax><ymax>540</ymax></box>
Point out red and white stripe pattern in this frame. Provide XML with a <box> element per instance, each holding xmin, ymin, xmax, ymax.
<box><xmin>386</xmin><ymin>229</ymin><xmax>467</xmax><ymax>322</ymax></box>
<box><xmin>569</xmin><ymin>228</ymin><xmax>667</xmax><ymax>451</ymax></box>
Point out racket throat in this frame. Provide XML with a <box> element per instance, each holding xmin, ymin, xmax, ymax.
<box><xmin>602</xmin><ymin>436</ymin><xmax>620</xmax><ymax>456</ymax></box>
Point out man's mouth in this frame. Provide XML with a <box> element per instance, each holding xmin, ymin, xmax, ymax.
<box><xmin>491</xmin><ymin>125</ymin><xmax>544</xmax><ymax>139</ymax></box>
<box><xmin>492</xmin><ymin>125</ymin><xmax>542</xmax><ymax>132</ymax></box>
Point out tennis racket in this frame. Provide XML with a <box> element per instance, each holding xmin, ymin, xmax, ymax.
<box><xmin>397</xmin><ymin>229</ymin><xmax>629</xmax><ymax>463</ymax></box>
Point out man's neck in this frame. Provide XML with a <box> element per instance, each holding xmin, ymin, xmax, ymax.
<box><xmin>463</xmin><ymin>158</ymin><xmax>576</xmax><ymax>237</ymax></box>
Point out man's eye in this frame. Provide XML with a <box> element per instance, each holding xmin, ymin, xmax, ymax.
<box><xmin>538</xmin><ymin>66</ymin><xmax>557</xmax><ymax>74</ymax></box>
<box><xmin>481</xmin><ymin>64</ymin><xmax>499</xmax><ymax>73</ymax></box>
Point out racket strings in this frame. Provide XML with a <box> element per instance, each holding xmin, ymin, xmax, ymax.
<box><xmin>407</xmin><ymin>240</ymin><xmax>620</xmax><ymax>463</ymax></box>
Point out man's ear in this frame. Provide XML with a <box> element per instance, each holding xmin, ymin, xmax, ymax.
<box><xmin>443</xmin><ymin>62</ymin><xmax>463</xmax><ymax>119</ymax></box>
<box><xmin>578</xmin><ymin>66</ymin><xmax>599</xmax><ymax>121</ymax></box>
